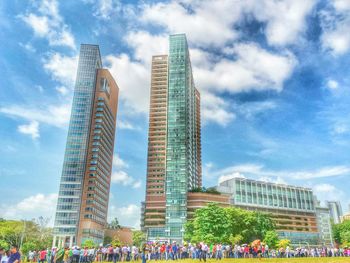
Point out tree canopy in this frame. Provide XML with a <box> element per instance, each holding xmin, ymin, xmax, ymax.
<box><xmin>184</xmin><ymin>203</ymin><xmax>275</xmax><ymax>244</ymax></box>
<box><xmin>333</xmin><ymin>220</ymin><xmax>350</xmax><ymax>247</ymax></box>
<box><xmin>0</xmin><ymin>218</ymin><xmax>52</xmax><ymax>250</ymax></box>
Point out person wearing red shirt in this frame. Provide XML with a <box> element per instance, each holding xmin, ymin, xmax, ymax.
<box><xmin>39</xmin><ymin>249</ymin><xmax>47</xmax><ymax>263</ymax></box>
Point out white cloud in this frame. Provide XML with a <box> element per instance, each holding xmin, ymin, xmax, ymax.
<box><xmin>108</xmin><ymin>204</ymin><xmax>140</xmax><ymax>229</ymax></box>
<box><xmin>17</xmin><ymin>121</ymin><xmax>40</xmax><ymax>139</ymax></box>
<box><xmin>313</xmin><ymin>183</ymin><xmax>345</xmax><ymax>205</ymax></box>
<box><xmin>56</xmin><ymin>86</ymin><xmax>69</xmax><ymax>96</ymax></box>
<box><xmin>140</xmin><ymin>0</ymin><xmax>315</xmax><ymax>48</ymax></box>
<box><xmin>209</xmin><ymin>163</ymin><xmax>350</xmax><ymax>183</ymax></box>
<box><xmin>209</xmin><ymin>43</ymin><xmax>297</xmax><ymax>93</ymax></box>
<box><xmin>0</xmin><ymin>193</ymin><xmax>58</xmax><ymax>225</ymax></box>
<box><xmin>105</xmin><ymin>54</ymin><xmax>150</xmax><ymax>114</ymax></box>
<box><xmin>251</xmin><ymin>0</ymin><xmax>316</xmax><ymax>46</ymax></box>
<box><xmin>111</xmin><ymin>171</ymin><xmax>141</xmax><ymax>189</ymax></box>
<box><xmin>93</xmin><ymin>0</ymin><xmax>121</xmax><ymax>20</ymax></box>
<box><xmin>327</xmin><ymin>79</ymin><xmax>339</xmax><ymax>89</ymax></box>
<box><xmin>237</xmin><ymin>100</ymin><xmax>278</xmax><ymax>119</ymax></box>
<box><xmin>140</xmin><ymin>1</ymin><xmax>241</xmax><ymax>48</ymax></box>
<box><xmin>118</xmin><ymin>120</ymin><xmax>136</xmax><ymax>130</ymax></box>
<box><xmin>19</xmin><ymin>42</ymin><xmax>36</xmax><ymax>52</ymax></box>
<box><xmin>0</xmin><ymin>104</ymin><xmax>71</xmax><ymax>129</ymax></box>
<box><xmin>21</xmin><ymin>0</ymin><xmax>76</xmax><ymax>49</ymax></box>
<box><xmin>218</xmin><ymin>172</ymin><xmax>245</xmax><ymax>184</ymax></box>
<box><xmin>111</xmin><ymin>171</ymin><xmax>133</xmax><ymax>185</ymax></box>
<box><xmin>200</xmin><ymin>91</ymin><xmax>235</xmax><ymax>126</ymax></box>
<box><xmin>113</xmin><ymin>155</ymin><xmax>129</xmax><ymax>169</ymax></box>
<box><xmin>111</xmin><ymin>156</ymin><xmax>141</xmax><ymax>189</ymax></box>
<box><xmin>320</xmin><ymin>1</ymin><xmax>350</xmax><ymax>55</ymax></box>
<box><xmin>124</xmin><ymin>31</ymin><xmax>168</xmax><ymax>65</ymax></box>
<box><xmin>43</xmin><ymin>53</ymin><xmax>78</xmax><ymax>87</ymax></box>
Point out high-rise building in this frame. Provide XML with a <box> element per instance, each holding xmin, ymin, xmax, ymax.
<box><xmin>326</xmin><ymin>201</ymin><xmax>343</xmax><ymax>224</ymax></box>
<box><xmin>165</xmin><ymin>34</ymin><xmax>200</xmax><ymax>242</ymax></box>
<box><xmin>143</xmin><ymin>34</ymin><xmax>201</xmax><ymax>243</ymax></box>
<box><xmin>53</xmin><ymin>44</ymin><xmax>119</xmax><ymax>247</ymax></box>
<box><xmin>144</xmin><ymin>55</ymin><xmax>168</xmax><ymax>240</ymax></box>
<box><xmin>315</xmin><ymin>206</ymin><xmax>333</xmax><ymax>246</ymax></box>
<box><xmin>217</xmin><ymin>178</ymin><xmax>320</xmax><ymax>245</ymax></box>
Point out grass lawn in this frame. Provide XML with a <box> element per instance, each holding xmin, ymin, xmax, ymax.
<box><xmin>141</xmin><ymin>258</ymin><xmax>350</xmax><ymax>263</ymax></box>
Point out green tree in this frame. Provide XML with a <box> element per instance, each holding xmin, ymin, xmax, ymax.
<box><xmin>184</xmin><ymin>204</ymin><xmax>276</xmax><ymax>244</ymax></box>
<box><xmin>21</xmin><ymin>241</ymin><xmax>37</xmax><ymax>255</ymax></box>
<box><xmin>192</xmin><ymin>203</ymin><xmax>230</xmax><ymax>243</ymax></box>
<box><xmin>111</xmin><ymin>237</ymin><xmax>121</xmax><ymax>247</ymax></box>
<box><xmin>333</xmin><ymin>220</ymin><xmax>350</xmax><ymax>246</ymax></box>
<box><xmin>104</xmin><ymin>236</ymin><xmax>112</xmax><ymax>245</ymax></box>
<box><xmin>340</xmin><ymin>231</ymin><xmax>350</xmax><ymax>247</ymax></box>
<box><xmin>263</xmin><ymin>230</ymin><xmax>279</xmax><ymax>248</ymax></box>
<box><xmin>277</xmin><ymin>239</ymin><xmax>291</xmax><ymax>249</ymax></box>
<box><xmin>82</xmin><ymin>239</ymin><xmax>96</xmax><ymax>248</ymax></box>
<box><xmin>0</xmin><ymin>220</ymin><xmax>24</xmax><ymax>246</ymax></box>
<box><xmin>132</xmin><ymin>230</ymin><xmax>145</xmax><ymax>247</ymax></box>
<box><xmin>229</xmin><ymin>234</ymin><xmax>243</xmax><ymax>245</ymax></box>
<box><xmin>0</xmin><ymin>239</ymin><xmax>9</xmax><ymax>250</ymax></box>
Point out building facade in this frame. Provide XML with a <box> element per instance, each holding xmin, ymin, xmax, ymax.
<box><xmin>217</xmin><ymin>178</ymin><xmax>320</xmax><ymax>245</ymax></box>
<box><xmin>53</xmin><ymin>44</ymin><xmax>119</xmax><ymax>247</ymax></box>
<box><xmin>143</xmin><ymin>34</ymin><xmax>201</xmax><ymax>243</ymax></box>
<box><xmin>326</xmin><ymin>201</ymin><xmax>343</xmax><ymax>224</ymax></box>
<box><xmin>315</xmin><ymin>206</ymin><xmax>333</xmax><ymax>246</ymax></box>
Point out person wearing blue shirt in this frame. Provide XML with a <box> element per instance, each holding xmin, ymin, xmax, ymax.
<box><xmin>8</xmin><ymin>246</ymin><xmax>20</xmax><ymax>263</ymax></box>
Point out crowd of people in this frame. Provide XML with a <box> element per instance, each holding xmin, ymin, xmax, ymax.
<box><xmin>0</xmin><ymin>246</ymin><xmax>21</xmax><ymax>263</ymax></box>
<box><xmin>1</xmin><ymin>242</ymin><xmax>350</xmax><ymax>263</ymax></box>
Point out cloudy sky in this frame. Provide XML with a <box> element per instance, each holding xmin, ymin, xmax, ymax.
<box><xmin>1</xmin><ymin>0</ymin><xmax>350</xmax><ymax>228</ymax></box>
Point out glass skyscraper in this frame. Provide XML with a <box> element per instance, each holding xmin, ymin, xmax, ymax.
<box><xmin>53</xmin><ymin>44</ymin><xmax>119</xmax><ymax>247</ymax></box>
<box><xmin>143</xmin><ymin>34</ymin><xmax>201</xmax><ymax>243</ymax></box>
<box><xmin>165</xmin><ymin>34</ymin><xmax>199</xmax><ymax>242</ymax></box>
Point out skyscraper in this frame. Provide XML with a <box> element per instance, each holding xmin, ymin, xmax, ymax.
<box><xmin>53</xmin><ymin>44</ymin><xmax>119</xmax><ymax>247</ymax></box>
<box><xmin>326</xmin><ymin>201</ymin><xmax>343</xmax><ymax>224</ymax></box>
<box><xmin>143</xmin><ymin>34</ymin><xmax>201</xmax><ymax>242</ymax></box>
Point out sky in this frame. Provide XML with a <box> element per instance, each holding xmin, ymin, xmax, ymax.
<box><xmin>1</xmin><ymin>0</ymin><xmax>350</xmax><ymax>229</ymax></box>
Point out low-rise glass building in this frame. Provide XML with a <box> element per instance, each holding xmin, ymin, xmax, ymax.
<box><xmin>217</xmin><ymin>177</ymin><xmax>321</xmax><ymax>246</ymax></box>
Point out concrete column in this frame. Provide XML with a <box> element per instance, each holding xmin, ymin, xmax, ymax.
<box><xmin>69</xmin><ymin>235</ymin><xmax>73</xmax><ymax>248</ymax></box>
<box><xmin>53</xmin><ymin>236</ymin><xmax>57</xmax><ymax>247</ymax></box>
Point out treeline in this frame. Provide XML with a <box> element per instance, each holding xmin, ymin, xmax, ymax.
<box><xmin>0</xmin><ymin>217</ymin><xmax>52</xmax><ymax>254</ymax></box>
<box><xmin>333</xmin><ymin>220</ymin><xmax>350</xmax><ymax>247</ymax></box>
<box><xmin>184</xmin><ymin>203</ymin><xmax>289</xmax><ymax>248</ymax></box>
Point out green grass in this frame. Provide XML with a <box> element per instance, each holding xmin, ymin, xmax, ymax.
<box><xmin>139</xmin><ymin>258</ymin><xmax>350</xmax><ymax>263</ymax></box>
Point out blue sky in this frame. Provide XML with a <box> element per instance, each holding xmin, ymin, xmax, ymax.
<box><xmin>1</xmin><ymin>0</ymin><xmax>350</xmax><ymax>228</ymax></box>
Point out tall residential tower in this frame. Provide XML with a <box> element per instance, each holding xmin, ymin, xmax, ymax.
<box><xmin>53</xmin><ymin>44</ymin><xmax>119</xmax><ymax>247</ymax></box>
<box><xmin>143</xmin><ymin>34</ymin><xmax>201</xmax><ymax>243</ymax></box>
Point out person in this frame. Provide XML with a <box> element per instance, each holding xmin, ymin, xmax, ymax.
<box><xmin>1</xmin><ymin>251</ymin><xmax>10</xmax><ymax>263</ymax></box>
<box><xmin>54</xmin><ymin>248</ymin><xmax>64</xmax><ymax>263</ymax></box>
<box><xmin>141</xmin><ymin>245</ymin><xmax>147</xmax><ymax>263</ymax></box>
<box><xmin>39</xmin><ymin>249</ymin><xmax>47</xmax><ymax>263</ymax></box>
<box><xmin>8</xmin><ymin>246</ymin><xmax>20</xmax><ymax>263</ymax></box>
<box><xmin>63</xmin><ymin>248</ymin><xmax>69</xmax><ymax>263</ymax></box>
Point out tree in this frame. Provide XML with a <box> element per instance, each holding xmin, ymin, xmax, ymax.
<box><xmin>229</xmin><ymin>234</ymin><xmax>243</xmax><ymax>245</ymax></box>
<box><xmin>0</xmin><ymin>220</ymin><xmax>24</xmax><ymax>246</ymax></box>
<box><xmin>192</xmin><ymin>203</ymin><xmax>230</xmax><ymax>243</ymax></box>
<box><xmin>0</xmin><ymin>239</ymin><xmax>9</xmax><ymax>250</ymax></box>
<box><xmin>104</xmin><ymin>236</ymin><xmax>112</xmax><ymax>245</ymax></box>
<box><xmin>277</xmin><ymin>239</ymin><xmax>291</xmax><ymax>249</ymax></box>
<box><xmin>132</xmin><ymin>231</ymin><xmax>145</xmax><ymax>247</ymax></box>
<box><xmin>184</xmin><ymin>203</ymin><xmax>276</xmax><ymax>244</ymax></box>
<box><xmin>263</xmin><ymin>230</ymin><xmax>279</xmax><ymax>248</ymax></box>
<box><xmin>21</xmin><ymin>241</ymin><xmax>37</xmax><ymax>255</ymax></box>
<box><xmin>340</xmin><ymin>231</ymin><xmax>350</xmax><ymax>247</ymax></box>
<box><xmin>82</xmin><ymin>239</ymin><xmax>96</xmax><ymax>248</ymax></box>
<box><xmin>333</xmin><ymin>220</ymin><xmax>350</xmax><ymax>246</ymax></box>
<box><xmin>111</xmin><ymin>237</ymin><xmax>121</xmax><ymax>247</ymax></box>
